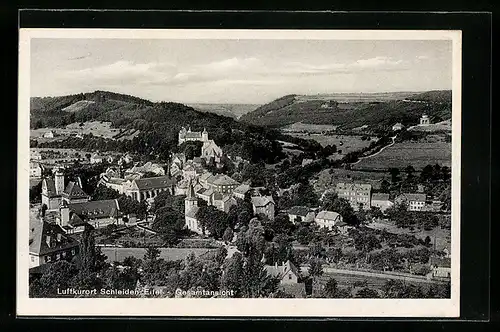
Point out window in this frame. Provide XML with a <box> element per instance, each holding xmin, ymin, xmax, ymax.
<box><xmin>288</xmin><ymin>274</ymin><xmax>292</xmax><ymax>280</ymax></box>
<box><xmin>45</xmin><ymin>256</ymin><xmax>51</xmax><ymax>263</ymax></box>
<box><xmin>71</xmin><ymin>249</ymin><xmax>76</xmax><ymax>255</ymax></box>
<box><xmin>31</xmin><ymin>256</ymin><xmax>34</xmax><ymax>262</ymax></box>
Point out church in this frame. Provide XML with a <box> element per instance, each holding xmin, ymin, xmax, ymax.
<box><xmin>184</xmin><ymin>179</ymin><xmax>203</xmax><ymax>235</ymax></box>
<box><xmin>177</xmin><ymin>127</ymin><xmax>223</xmax><ymax>162</ymax></box>
<box><xmin>41</xmin><ymin>168</ymin><xmax>90</xmax><ymax>211</ymax></box>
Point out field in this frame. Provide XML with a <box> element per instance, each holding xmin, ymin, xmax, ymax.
<box><xmin>409</xmin><ymin>119</ymin><xmax>452</xmax><ymax>132</ymax></box>
<box><xmin>353</xmin><ymin>141</ymin><xmax>451</xmax><ymax>171</ymax></box>
<box><xmin>289</xmin><ymin>133</ymin><xmax>376</xmax><ymax>152</ymax></box>
<box><xmin>312</xmin><ymin>168</ymin><xmax>388</xmax><ymax>194</ymax></box>
<box><xmin>31</xmin><ymin>121</ymin><xmax>125</xmax><ymax>140</ymax></box>
<box><xmin>100</xmin><ymin>247</ymin><xmax>216</xmax><ymax>263</ymax></box>
<box><xmin>187</xmin><ymin>103</ymin><xmax>260</xmax><ymax>119</ymax></box>
<box><xmin>367</xmin><ymin>220</ymin><xmax>451</xmax><ymax>253</ymax></box>
<box><xmin>282</xmin><ymin>122</ymin><xmax>338</xmax><ymax>133</ymax></box>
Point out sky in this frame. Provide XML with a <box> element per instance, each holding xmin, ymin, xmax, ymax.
<box><xmin>30</xmin><ymin>38</ymin><xmax>453</xmax><ymax>104</ymax></box>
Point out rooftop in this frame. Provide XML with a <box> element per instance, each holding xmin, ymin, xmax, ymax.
<box><xmin>29</xmin><ymin>220</ymin><xmax>79</xmax><ymax>256</ymax></box>
<box><xmin>371</xmin><ymin>193</ymin><xmax>390</xmax><ymax>201</ymax></box>
<box><xmin>429</xmin><ymin>256</ymin><xmax>451</xmax><ymax>268</ymax></box>
<box><xmin>336</xmin><ymin>182</ymin><xmax>372</xmax><ymax>191</ymax></box>
<box><xmin>315</xmin><ymin>210</ymin><xmax>341</xmax><ymax>221</ymax></box>
<box><xmin>287</xmin><ymin>206</ymin><xmax>311</xmax><ymax>217</ymax></box>
<box><xmin>134</xmin><ymin>176</ymin><xmax>176</xmax><ymax>191</ymax></box>
<box><xmin>251</xmin><ymin>196</ymin><xmax>275</xmax><ymax>207</ymax></box>
<box><xmin>399</xmin><ymin>193</ymin><xmax>427</xmax><ymax>202</ymax></box>
<box><xmin>68</xmin><ymin>199</ymin><xmax>120</xmax><ymax>219</ymax></box>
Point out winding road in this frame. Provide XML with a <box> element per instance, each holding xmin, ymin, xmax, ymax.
<box><xmin>351</xmin><ymin>135</ymin><xmax>397</xmax><ymax>166</ymax></box>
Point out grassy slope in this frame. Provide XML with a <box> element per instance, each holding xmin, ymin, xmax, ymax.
<box><xmin>240</xmin><ymin>91</ymin><xmax>452</xmax><ymax>129</ymax></box>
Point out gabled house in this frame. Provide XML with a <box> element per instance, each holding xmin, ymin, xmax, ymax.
<box><xmin>29</xmin><ymin>219</ymin><xmax>80</xmax><ymax>268</ymax></box>
<box><xmin>370</xmin><ymin>193</ymin><xmax>393</xmax><ymax>212</ymax></box>
<box><xmin>287</xmin><ymin>206</ymin><xmax>315</xmax><ymax>224</ymax></box>
<box><xmin>251</xmin><ymin>195</ymin><xmax>275</xmax><ymax>220</ymax></box>
<box><xmin>264</xmin><ymin>260</ymin><xmax>301</xmax><ymax>285</ymax></box>
<box><xmin>315</xmin><ymin>210</ymin><xmax>342</xmax><ymax>231</ymax></box>
<box><xmin>233</xmin><ymin>183</ymin><xmax>251</xmax><ymax>200</ymax></box>
<box><xmin>60</xmin><ymin>199</ymin><xmax>122</xmax><ymax>232</ymax></box>
<box><xmin>395</xmin><ymin>193</ymin><xmax>427</xmax><ymax>211</ymax></box>
<box><xmin>429</xmin><ymin>256</ymin><xmax>451</xmax><ymax>279</ymax></box>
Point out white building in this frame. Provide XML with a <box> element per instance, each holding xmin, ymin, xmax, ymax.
<box><xmin>314</xmin><ymin>210</ymin><xmax>342</xmax><ymax>231</ymax></box>
<box><xmin>420</xmin><ymin>114</ymin><xmax>431</xmax><ymax>125</ymax></box>
<box><xmin>335</xmin><ymin>182</ymin><xmax>372</xmax><ymax>211</ymax></box>
<box><xmin>30</xmin><ymin>162</ymin><xmax>43</xmax><ymax>178</ymax></box>
<box><xmin>395</xmin><ymin>193</ymin><xmax>427</xmax><ymax>211</ymax></box>
<box><xmin>370</xmin><ymin>193</ymin><xmax>394</xmax><ymax>212</ymax></box>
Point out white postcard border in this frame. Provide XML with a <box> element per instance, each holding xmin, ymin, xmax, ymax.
<box><xmin>17</xmin><ymin>28</ymin><xmax>462</xmax><ymax>317</ymax></box>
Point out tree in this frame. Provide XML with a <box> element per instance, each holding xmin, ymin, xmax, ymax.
<box><xmin>388</xmin><ymin>167</ymin><xmax>400</xmax><ymax>183</ymax></box>
<box><xmin>196</xmin><ymin>205</ymin><xmax>229</xmax><ymax>238</ymax></box>
<box><xmin>356</xmin><ymin>287</ymin><xmax>379</xmax><ymax>298</ymax></box>
<box><xmin>308</xmin><ymin>258</ymin><xmax>324</xmax><ymax>278</ymax></box>
<box><xmin>321</xmin><ymin>191</ymin><xmax>357</xmax><ymax>225</ymax></box>
<box><xmin>144</xmin><ymin>246</ymin><xmax>160</xmax><ymax>262</ymax></box>
<box><xmin>222</xmin><ymin>227</ymin><xmax>234</xmax><ymax>243</ymax></box>
<box><xmin>41</xmin><ymin>204</ymin><xmax>48</xmax><ymax>217</ymax></box>
<box><xmin>404</xmin><ymin>165</ymin><xmax>416</xmax><ymax>179</ymax></box>
<box><xmin>323</xmin><ymin>277</ymin><xmax>338</xmax><ymax>297</ymax></box>
<box><xmin>78</xmin><ymin>225</ymin><xmax>108</xmax><ymax>274</ymax></box>
<box><xmin>380</xmin><ymin>180</ymin><xmax>391</xmax><ymax>193</ymax></box>
<box><xmin>29</xmin><ymin>181</ymin><xmax>42</xmax><ymax>203</ymax></box>
<box><xmin>92</xmin><ymin>185</ymin><xmax>120</xmax><ymax>200</ymax></box>
<box><xmin>29</xmin><ymin>261</ymin><xmax>78</xmax><ymax>297</ymax></box>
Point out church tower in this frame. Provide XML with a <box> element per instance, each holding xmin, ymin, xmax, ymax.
<box><xmin>54</xmin><ymin>168</ymin><xmax>65</xmax><ymax>195</ymax></box>
<box><xmin>202</xmin><ymin>128</ymin><xmax>209</xmax><ymax>142</ymax></box>
<box><xmin>184</xmin><ymin>179</ymin><xmax>198</xmax><ymax>216</ymax></box>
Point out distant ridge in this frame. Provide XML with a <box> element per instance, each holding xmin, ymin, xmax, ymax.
<box><xmin>240</xmin><ymin>90</ymin><xmax>452</xmax><ymax>130</ymax></box>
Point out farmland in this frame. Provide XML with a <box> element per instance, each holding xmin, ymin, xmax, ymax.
<box><xmin>289</xmin><ymin>133</ymin><xmax>375</xmax><ymax>151</ymax></box>
<box><xmin>30</xmin><ymin>121</ymin><xmax>136</xmax><ymax>140</ymax></box>
<box><xmin>312</xmin><ymin>168</ymin><xmax>389</xmax><ymax>194</ymax></box>
<box><xmin>367</xmin><ymin>220</ymin><xmax>451</xmax><ymax>253</ymax></box>
<box><xmin>352</xmin><ymin>141</ymin><xmax>451</xmax><ymax>171</ymax></box>
<box><xmin>282</xmin><ymin>122</ymin><xmax>338</xmax><ymax>133</ymax></box>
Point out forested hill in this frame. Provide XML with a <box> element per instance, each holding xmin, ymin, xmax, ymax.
<box><xmin>239</xmin><ymin>90</ymin><xmax>452</xmax><ymax>130</ymax></box>
<box><xmin>30</xmin><ymin>90</ymin><xmax>286</xmax><ymax>164</ymax></box>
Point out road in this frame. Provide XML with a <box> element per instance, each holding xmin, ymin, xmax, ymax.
<box><xmin>301</xmin><ymin>265</ymin><xmax>447</xmax><ymax>285</ymax></box>
<box><xmin>351</xmin><ymin>135</ymin><xmax>397</xmax><ymax>165</ymax></box>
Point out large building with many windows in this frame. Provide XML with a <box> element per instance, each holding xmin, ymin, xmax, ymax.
<box><xmin>335</xmin><ymin>182</ymin><xmax>372</xmax><ymax>211</ymax></box>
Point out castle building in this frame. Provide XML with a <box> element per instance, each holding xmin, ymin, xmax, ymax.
<box><xmin>178</xmin><ymin>127</ymin><xmax>209</xmax><ymax>145</ymax></box>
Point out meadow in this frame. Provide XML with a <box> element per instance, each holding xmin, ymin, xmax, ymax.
<box><xmin>353</xmin><ymin>141</ymin><xmax>451</xmax><ymax>171</ymax></box>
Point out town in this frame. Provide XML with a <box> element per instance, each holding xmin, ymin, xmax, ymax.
<box><xmin>29</xmin><ymin>97</ymin><xmax>452</xmax><ymax>299</ymax></box>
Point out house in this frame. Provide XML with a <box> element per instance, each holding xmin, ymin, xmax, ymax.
<box><xmin>395</xmin><ymin>193</ymin><xmax>427</xmax><ymax>211</ymax></box>
<box><xmin>429</xmin><ymin>256</ymin><xmax>451</xmax><ymax>279</ymax></box>
<box><xmin>60</xmin><ymin>199</ymin><xmax>122</xmax><ymax>232</ymax></box>
<box><xmin>420</xmin><ymin>114</ymin><xmax>431</xmax><ymax>125</ymax></box>
<box><xmin>314</xmin><ymin>210</ymin><xmax>342</xmax><ymax>231</ymax></box>
<box><xmin>31</xmin><ymin>150</ymin><xmax>42</xmax><ymax>160</ymax></box>
<box><xmin>212</xmin><ymin>192</ymin><xmax>237</xmax><ymax>213</ymax></box>
<box><xmin>118</xmin><ymin>153</ymin><xmax>133</xmax><ymax>165</ymax></box>
<box><xmin>251</xmin><ymin>196</ymin><xmax>275</xmax><ymax>220</ymax></box>
<box><xmin>335</xmin><ymin>221</ymin><xmax>353</xmax><ymax>235</ymax></box>
<box><xmin>287</xmin><ymin>206</ymin><xmax>315</xmax><ymax>224</ymax></box>
<box><xmin>335</xmin><ymin>182</ymin><xmax>372</xmax><ymax>211</ymax></box>
<box><xmin>264</xmin><ymin>260</ymin><xmax>301</xmax><ymax>285</ymax></box>
<box><xmin>99</xmin><ymin>175</ymin><xmax>128</xmax><ymax>194</ymax></box>
<box><xmin>232</xmin><ymin>183</ymin><xmax>251</xmax><ymax>200</ymax></box>
<box><xmin>370</xmin><ymin>193</ymin><xmax>394</xmax><ymax>212</ymax></box>
<box><xmin>61</xmin><ymin>180</ymin><xmax>91</xmax><ymax>204</ymax></box>
<box><xmin>392</xmin><ymin>123</ymin><xmax>405</xmax><ymax>131</ymax></box>
<box><xmin>42</xmin><ymin>130</ymin><xmax>55</xmax><ymax>138</ymax></box>
<box><xmin>125</xmin><ymin>161</ymin><xmax>166</xmax><ymax>177</ymax></box>
<box><xmin>124</xmin><ymin>176</ymin><xmax>176</xmax><ymax>202</ymax></box>
<box><xmin>206</xmin><ymin>174</ymin><xmax>240</xmax><ymax>194</ymax></box>
<box><xmin>30</xmin><ymin>162</ymin><xmax>43</xmax><ymax>178</ymax></box>
<box><xmin>424</xmin><ymin>199</ymin><xmax>444</xmax><ymax>212</ymax></box>
<box><xmin>90</xmin><ymin>153</ymin><xmax>104</xmax><ymax>164</ymax></box>
<box><xmin>29</xmin><ymin>219</ymin><xmax>80</xmax><ymax>268</ymax></box>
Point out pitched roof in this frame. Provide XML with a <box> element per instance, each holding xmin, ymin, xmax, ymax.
<box><xmin>429</xmin><ymin>256</ymin><xmax>451</xmax><ymax>268</ymax></box>
<box><xmin>29</xmin><ymin>220</ymin><xmax>79</xmax><ymax>256</ymax></box>
<box><xmin>371</xmin><ymin>193</ymin><xmax>390</xmax><ymax>201</ymax></box>
<box><xmin>399</xmin><ymin>193</ymin><xmax>427</xmax><ymax>202</ymax></box>
<box><xmin>183</xmin><ymin>132</ymin><xmax>202</xmax><ymax>139</ymax></box>
<box><xmin>287</xmin><ymin>206</ymin><xmax>311</xmax><ymax>217</ymax></box>
<box><xmin>42</xmin><ymin>178</ymin><xmax>59</xmax><ymax>198</ymax></box>
<box><xmin>336</xmin><ymin>182</ymin><xmax>372</xmax><ymax>191</ymax></box>
<box><xmin>62</xmin><ymin>181</ymin><xmax>89</xmax><ymax>200</ymax></box>
<box><xmin>315</xmin><ymin>210</ymin><xmax>341</xmax><ymax>221</ymax></box>
<box><xmin>208</xmin><ymin>174</ymin><xmax>240</xmax><ymax>186</ymax></box>
<box><xmin>251</xmin><ymin>196</ymin><xmax>275</xmax><ymax>207</ymax></box>
<box><xmin>69</xmin><ymin>199</ymin><xmax>120</xmax><ymax>219</ymax></box>
<box><xmin>133</xmin><ymin>176</ymin><xmax>175</xmax><ymax>190</ymax></box>
<box><xmin>233</xmin><ymin>184</ymin><xmax>251</xmax><ymax>195</ymax></box>
<box><xmin>264</xmin><ymin>260</ymin><xmax>300</xmax><ymax>280</ymax></box>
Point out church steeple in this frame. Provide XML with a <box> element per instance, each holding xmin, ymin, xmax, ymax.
<box><xmin>184</xmin><ymin>179</ymin><xmax>198</xmax><ymax>217</ymax></box>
